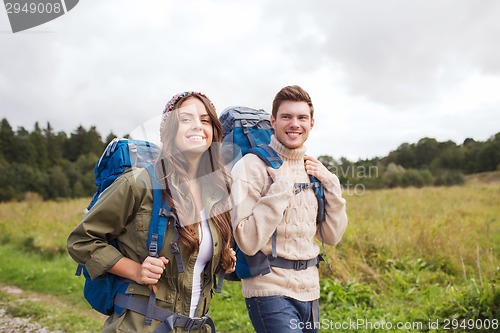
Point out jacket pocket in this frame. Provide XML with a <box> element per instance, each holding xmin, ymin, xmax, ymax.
<box><xmin>131</xmin><ymin>213</ymin><xmax>150</xmax><ymax>255</ymax></box>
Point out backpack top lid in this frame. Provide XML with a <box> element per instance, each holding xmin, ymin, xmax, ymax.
<box><xmin>88</xmin><ymin>138</ymin><xmax>161</xmax><ymax>211</ymax></box>
<box><xmin>219</xmin><ymin>106</ymin><xmax>271</xmax><ymax>137</ymax></box>
<box><xmin>219</xmin><ymin>106</ymin><xmax>274</xmax><ymax>167</ymax></box>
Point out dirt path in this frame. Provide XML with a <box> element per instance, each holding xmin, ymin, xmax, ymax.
<box><xmin>0</xmin><ymin>285</ymin><xmax>58</xmax><ymax>332</ymax></box>
<box><xmin>0</xmin><ymin>285</ymin><xmax>103</xmax><ymax>332</ymax></box>
<box><xmin>0</xmin><ymin>308</ymin><xmax>56</xmax><ymax>332</ymax></box>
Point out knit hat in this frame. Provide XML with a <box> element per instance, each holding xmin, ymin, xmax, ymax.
<box><xmin>160</xmin><ymin>91</ymin><xmax>215</xmax><ymax>142</ymax></box>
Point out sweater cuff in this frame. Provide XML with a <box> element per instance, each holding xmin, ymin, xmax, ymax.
<box><xmin>322</xmin><ymin>173</ymin><xmax>340</xmax><ymax>188</ymax></box>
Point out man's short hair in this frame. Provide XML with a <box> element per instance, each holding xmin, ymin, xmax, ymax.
<box><xmin>271</xmin><ymin>85</ymin><xmax>314</xmax><ymax>119</ymax></box>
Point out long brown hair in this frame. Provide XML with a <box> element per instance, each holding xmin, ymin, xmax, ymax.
<box><xmin>156</xmin><ymin>93</ymin><xmax>234</xmax><ymax>270</ymax></box>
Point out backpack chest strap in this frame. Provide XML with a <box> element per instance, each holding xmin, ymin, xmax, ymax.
<box><xmin>293</xmin><ymin>181</ymin><xmax>320</xmax><ymax>194</ymax></box>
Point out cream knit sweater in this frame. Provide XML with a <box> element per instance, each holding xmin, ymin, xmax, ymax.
<box><xmin>231</xmin><ymin>135</ymin><xmax>348</xmax><ymax>301</ymax></box>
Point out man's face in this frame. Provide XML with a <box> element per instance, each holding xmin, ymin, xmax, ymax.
<box><xmin>271</xmin><ymin>100</ymin><xmax>314</xmax><ymax>149</ymax></box>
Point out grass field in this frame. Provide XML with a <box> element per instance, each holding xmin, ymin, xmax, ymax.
<box><xmin>0</xmin><ymin>174</ymin><xmax>498</xmax><ymax>332</ymax></box>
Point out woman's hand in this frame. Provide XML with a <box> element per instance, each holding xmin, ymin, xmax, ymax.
<box><xmin>137</xmin><ymin>256</ymin><xmax>169</xmax><ymax>286</ymax></box>
<box><xmin>108</xmin><ymin>256</ymin><xmax>169</xmax><ymax>294</ymax></box>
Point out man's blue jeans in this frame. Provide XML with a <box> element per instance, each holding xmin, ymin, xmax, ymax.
<box><xmin>245</xmin><ymin>296</ymin><xmax>319</xmax><ymax>333</ymax></box>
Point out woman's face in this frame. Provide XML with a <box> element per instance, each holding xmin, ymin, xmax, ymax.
<box><xmin>174</xmin><ymin>97</ymin><xmax>213</xmax><ymax>156</ymax></box>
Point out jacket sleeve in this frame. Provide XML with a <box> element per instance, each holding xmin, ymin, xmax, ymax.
<box><xmin>316</xmin><ymin>173</ymin><xmax>348</xmax><ymax>246</ymax></box>
<box><xmin>231</xmin><ymin>155</ymin><xmax>293</xmax><ymax>256</ymax></box>
<box><xmin>66</xmin><ymin>173</ymin><xmax>142</xmax><ymax>279</ymax></box>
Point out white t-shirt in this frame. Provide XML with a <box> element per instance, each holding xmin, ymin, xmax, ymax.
<box><xmin>189</xmin><ymin>209</ymin><xmax>213</xmax><ymax>317</ymax></box>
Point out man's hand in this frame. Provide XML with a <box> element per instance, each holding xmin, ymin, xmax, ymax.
<box><xmin>304</xmin><ymin>156</ymin><xmax>331</xmax><ymax>183</ymax></box>
<box><xmin>223</xmin><ymin>247</ymin><xmax>237</xmax><ymax>274</ymax></box>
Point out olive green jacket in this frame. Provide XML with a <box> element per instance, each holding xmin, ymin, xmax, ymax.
<box><xmin>67</xmin><ymin>168</ymin><xmax>229</xmax><ymax>332</ymax></box>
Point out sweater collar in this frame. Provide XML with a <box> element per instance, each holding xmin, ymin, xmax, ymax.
<box><xmin>269</xmin><ymin>135</ymin><xmax>307</xmax><ymax>161</ymax></box>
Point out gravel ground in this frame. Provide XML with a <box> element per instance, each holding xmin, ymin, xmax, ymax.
<box><xmin>0</xmin><ymin>308</ymin><xmax>58</xmax><ymax>333</ymax></box>
<box><xmin>0</xmin><ymin>286</ymin><xmax>63</xmax><ymax>333</ymax></box>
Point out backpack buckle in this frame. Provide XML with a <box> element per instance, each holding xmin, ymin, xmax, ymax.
<box><xmin>293</xmin><ymin>260</ymin><xmax>308</xmax><ymax>270</ymax></box>
<box><xmin>149</xmin><ymin>234</ymin><xmax>158</xmax><ymax>257</ymax></box>
<box><xmin>159</xmin><ymin>208</ymin><xmax>175</xmax><ymax>219</ymax></box>
<box><xmin>170</xmin><ymin>241</ymin><xmax>180</xmax><ymax>254</ymax></box>
<box><xmin>183</xmin><ymin>317</ymin><xmax>207</xmax><ymax>331</ymax></box>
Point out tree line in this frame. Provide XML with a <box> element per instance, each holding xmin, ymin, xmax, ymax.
<box><xmin>0</xmin><ymin>119</ymin><xmax>116</xmax><ymax>201</ymax></box>
<box><xmin>0</xmin><ymin>117</ymin><xmax>499</xmax><ymax>201</ymax></box>
<box><xmin>319</xmin><ymin>132</ymin><xmax>500</xmax><ymax>191</ymax></box>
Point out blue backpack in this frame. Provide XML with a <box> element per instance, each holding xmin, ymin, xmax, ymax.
<box><xmin>75</xmin><ymin>139</ymin><xmax>182</xmax><ymax>317</ymax></box>
<box><xmin>220</xmin><ymin>106</ymin><xmax>274</xmax><ymax>167</ymax></box>
<box><xmin>219</xmin><ymin>107</ymin><xmax>329</xmax><ymax>281</ymax></box>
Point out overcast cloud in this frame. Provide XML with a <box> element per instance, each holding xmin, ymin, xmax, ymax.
<box><xmin>1</xmin><ymin>0</ymin><xmax>499</xmax><ymax>161</ymax></box>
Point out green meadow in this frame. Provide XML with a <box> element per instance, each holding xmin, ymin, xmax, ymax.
<box><xmin>0</xmin><ymin>174</ymin><xmax>498</xmax><ymax>332</ymax></box>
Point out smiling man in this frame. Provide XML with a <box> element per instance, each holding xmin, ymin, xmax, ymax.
<box><xmin>231</xmin><ymin>85</ymin><xmax>348</xmax><ymax>333</ymax></box>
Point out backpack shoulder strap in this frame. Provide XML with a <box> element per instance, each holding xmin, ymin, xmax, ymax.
<box><xmin>248</xmin><ymin>144</ymin><xmax>283</xmax><ymax>169</ymax></box>
<box><xmin>143</xmin><ymin>164</ymin><xmax>170</xmax><ymax>257</ymax></box>
<box><xmin>308</xmin><ymin>175</ymin><xmax>331</xmax><ymax>272</ymax></box>
<box><xmin>143</xmin><ymin>163</ymin><xmax>181</xmax><ymax>326</ymax></box>
<box><xmin>143</xmin><ymin>163</ymin><xmax>184</xmax><ymax>273</ymax></box>
<box><xmin>309</xmin><ymin>175</ymin><xmax>325</xmax><ymax>223</ymax></box>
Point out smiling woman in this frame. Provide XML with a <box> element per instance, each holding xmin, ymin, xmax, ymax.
<box><xmin>174</xmin><ymin>98</ymin><xmax>214</xmax><ymax>158</ymax></box>
<box><xmin>66</xmin><ymin>91</ymin><xmax>236</xmax><ymax>332</ymax></box>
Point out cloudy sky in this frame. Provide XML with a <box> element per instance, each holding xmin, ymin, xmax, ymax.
<box><xmin>1</xmin><ymin>0</ymin><xmax>499</xmax><ymax>161</ymax></box>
